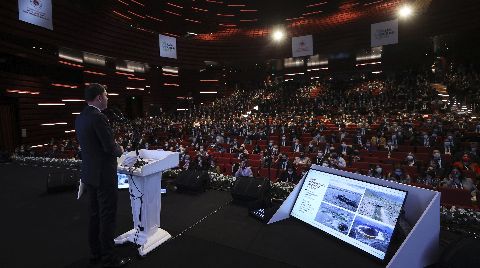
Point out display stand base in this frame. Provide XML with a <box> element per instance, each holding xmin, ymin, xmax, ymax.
<box><xmin>114</xmin><ymin>228</ymin><xmax>171</xmax><ymax>256</ymax></box>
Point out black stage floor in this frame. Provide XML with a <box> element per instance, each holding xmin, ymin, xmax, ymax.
<box><xmin>0</xmin><ymin>163</ymin><xmax>422</xmax><ymax>268</ymax></box>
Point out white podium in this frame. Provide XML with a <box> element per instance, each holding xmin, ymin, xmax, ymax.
<box><xmin>114</xmin><ymin>149</ymin><xmax>179</xmax><ymax>256</ymax></box>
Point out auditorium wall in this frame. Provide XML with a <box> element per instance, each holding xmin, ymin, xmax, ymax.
<box><xmin>0</xmin><ymin>0</ymin><xmax>479</xmax><ymax>148</ymax></box>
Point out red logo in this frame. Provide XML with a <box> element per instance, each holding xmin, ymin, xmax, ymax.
<box><xmin>30</xmin><ymin>0</ymin><xmax>43</xmax><ymax>10</ymax></box>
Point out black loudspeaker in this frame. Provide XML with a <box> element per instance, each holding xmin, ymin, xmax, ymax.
<box><xmin>0</xmin><ymin>151</ymin><xmax>11</xmax><ymax>163</ymax></box>
<box><xmin>437</xmin><ymin>236</ymin><xmax>480</xmax><ymax>268</ymax></box>
<box><xmin>46</xmin><ymin>171</ymin><xmax>79</xmax><ymax>193</ymax></box>
<box><xmin>231</xmin><ymin>177</ymin><xmax>271</xmax><ymax>206</ymax></box>
<box><xmin>174</xmin><ymin>170</ymin><xmax>210</xmax><ymax>192</ymax></box>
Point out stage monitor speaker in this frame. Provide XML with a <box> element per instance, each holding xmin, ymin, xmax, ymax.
<box><xmin>0</xmin><ymin>151</ymin><xmax>11</xmax><ymax>163</ymax></box>
<box><xmin>46</xmin><ymin>171</ymin><xmax>79</xmax><ymax>193</ymax></box>
<box><xmin>231</xmin><ymin>176</ymin><xmax>271</xmax><ymax>206</ymax></box>
<box><xmin>437</xmin><ymin>236</ymin><xmax>480</xmax><ymax>268</ymax></box>
<box><xmin>174</xmin><ymin>170</ymin><xmax>210</xmax><ymax>192</ymax></box>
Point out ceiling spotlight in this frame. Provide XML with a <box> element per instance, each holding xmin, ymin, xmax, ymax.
<box><xmin>272</xmin><ymin>30</ymin><xmax>285</xmax><ymax>42</ymax></box>
<box><xmin>399</xmin><ymin>5</ymin><xmax>413</xmax><ymax>18</ymax></box>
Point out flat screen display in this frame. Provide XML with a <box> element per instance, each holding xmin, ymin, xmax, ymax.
<box><xmin>117</xmin><ymin>172</ymin><xmax>129</xmax><ymax>189</ymax></box>
<box><xmin>290</xmin><ymin>169</ymin><xmax>407</xmax><ymax>260</ymax></box>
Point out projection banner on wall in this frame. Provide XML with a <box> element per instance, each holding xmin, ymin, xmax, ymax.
<box><xmin>371</xmin><ymin>19</ymin><xmax>398</xmax><ymax>47</ymax></box>
<box><xmin>292</xmin><ymin>35</ymin><xmax>314</xmax><ymax>57</ymax></box>
<box><xmin>18</xmin><ymin>0</ymin><xmax>53</xmax><ymax>30</ymax></box>
<box><xmin>159</xmin><ymin>34</ymin><xmax>177</xmax><ymax>59</ymax></box>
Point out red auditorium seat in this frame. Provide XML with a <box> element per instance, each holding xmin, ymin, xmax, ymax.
<box><xmin>258</xmin><ymin>140</ymin><xmax>267</xmax><ymax>146</ymax></box>
<box><xmin>258</xmin><ymin>168</ymin><xmax>278</xmax><ymax>181</ymax></box>
<box><xmin>370</xmin><ymin>151</ymin><xmax>389</xmax><ymax>159</ymax></box>
<box><xmin>390</xmin><ymin>152</ymin><xmax>406</xmax><ymax>160</ymax></box>
<box><xmin>438</xmin><ymin>188</ymin><xmax>476</xmax><ymax>209</ymax></box>
<box><xmin>249</xmin><ymin>160</ymin><xmax>261</xmax><ymax>168</ymax></box>
<box><xmin>403</xmin><ymin>165</ymin><xmax>419</xmax><ymax>176</ymax></box>
<box><xmin>223</xmin><ymin>164</ymin><xmax>233</xmax><ymax>175</ymax></box>
<box><xmin>416</xmin><ymin>147</ymin><xmax>432</xmax><ymax>154</ymax></box>
<box><xmin>251</xmin><ymin>167</ymin><xmax>259</xmax><ymax>177</ymax></box>
<box><xmin>351</xmin><ymin>162</ymin><xmax>371</xmax><ymax>170</ymax></box>
<box><xmin>285</xmin><ymin>152</ymin><xmax>294</xmax><ymax>158</ymax></box>
<box><xmin>397</xmin><ymin>145</ymin><xmax>413</xmax><ymax>152</ymax></box>
<box><xmin>301</xmin><ymin>137</ymin><xmax>312</xmax><ymax>143</ymax></box>
<box><xmin>210</xmin><ymin>152</ymin><xmax>222</xmax><ymax>158</ymax></box>
<box><xmin>223</xmin><ymin>153</ymin><xmax>234</xmax><ymax>159</ymax></box>
<box><xmin>249</xmin><ymin>154</ymin><xmax>261</xmax><ymax>160</ymax></box>
<box><xmin>415</xmin><ymin>153</ymin><xmax>430</xmax><ymax>163</ymax></box>
<box><xmin>217</xmin><ymin>157</ymin><xmax>230</xmax><ymax>165</ymax></box>
<box><xmin>410</xmin><ymin>183</ymin><xmax>435</xmax><ymax>190</ymax></box>
<box><xmin>361</xmin><ymin>156</ymin><xmax>379</xmax><ymax>163</ymax></box>
<box><xmin>293</xmin><ymin>152</ymin><xmax>303</xmax><ymax>158</ymax></box>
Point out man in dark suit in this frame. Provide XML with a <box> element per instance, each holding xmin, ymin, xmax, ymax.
<box><xmin>75</xmin><ymin>84</ymin><xmax>130</xmax><ymax>267</ymax></box>
<box><xmin>278</xmin><ymin>166</ymin><xmax>300</xmax><ymax>184</ymax></box>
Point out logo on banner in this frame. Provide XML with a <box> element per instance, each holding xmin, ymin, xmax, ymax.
<box><xmin>30</xmin><ymin>0</ymin><xmax>43</xmax><ymax>10</ymax></box>
<box><xmin>159</xmin><ymin>34</ymin><xmax>177</xmax><ymax>59</ymax></box>
<box><xmin>161</xmin><ymin>41</ymin><xmax>176</xmax><ymax>52</ymax></box>
<box><xmin>371</xmin><ymin>19</ymin><xmax>398</xmax><ymax>47</ymax></box>
<box><xmin>18</xmin><ymin>0</ymin><xmax>53</xmax><ymax>29</ymax></box>
<box><xmin>296</xmin><ymin>40</ymin><xmax>309</xmax><ymax>52</ymax></box>
<box><xmin>292</xmin><ymin>35</ymin><xmax>313</xmax><ymax>57</ymax></box>
<box><xmin>25</xmin><ymin>0</ymin><xmax>46</xmax><ymax>17</ymax></box>
<box><xmin>374</xmin><ymin>28</ymin><xmax>395</xmax><ymax>40</ymax></box>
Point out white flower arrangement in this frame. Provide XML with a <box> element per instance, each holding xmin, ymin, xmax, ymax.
<box><xmin>13</xmin><ymin>156</ymin><xmax>81</xmax><ymax>170</ymax></box>
<box><xmin>441</xmin><ymin>205</ymin><xmax>480</xmax><ymax>237</ymax></box>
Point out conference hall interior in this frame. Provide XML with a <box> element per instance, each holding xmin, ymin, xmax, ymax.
<box><xmin>1</xmin><ymin>0</ymin><xmax>480</xmax><ymax>267</ymax></box>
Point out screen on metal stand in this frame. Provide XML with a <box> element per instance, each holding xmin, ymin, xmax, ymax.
<box><xmin>290</xmin><ymin>169</ymin><xmax>407</xmax><ymax>261</ymax></box>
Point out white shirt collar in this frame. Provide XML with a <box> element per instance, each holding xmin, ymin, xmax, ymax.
<box><xmin>88</xmin><ymin>104</ymin><xmax>101</xmax><ymax>112</ymax></box>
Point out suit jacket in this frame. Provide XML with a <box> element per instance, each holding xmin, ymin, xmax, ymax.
<box><xmin>75</xmin><ymin>106</ymin><xmax>122</xmax><ymax>187</ymax></box>
<box><xmin>278</xmin><ymin>171</ymin><xmax>299</xmax><ymax>183</ymax></box>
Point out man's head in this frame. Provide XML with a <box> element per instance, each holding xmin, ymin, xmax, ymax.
<box><xmin>287</xmin><ymin>167</ymin><xmax>294</xmax><ymax>174</ymax></box>
<box><xmin>85</xmin><ymin>83</ymin><xmax>108</xmax><ymax>110</ymax></box>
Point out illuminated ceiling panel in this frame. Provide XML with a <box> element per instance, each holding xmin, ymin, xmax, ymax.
<box><xmin>108</xmin><ymin>0</ymin><xmax>414</xmax><ymax>40</ymax></box>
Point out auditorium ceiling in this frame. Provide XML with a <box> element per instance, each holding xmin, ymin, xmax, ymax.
<box><xmin>108</xmin><ymin>0</ymin><xmax>428</xmax><ymax>40</ymax></box>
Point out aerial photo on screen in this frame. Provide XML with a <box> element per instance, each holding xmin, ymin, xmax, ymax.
<box><xmin>117</xmin><ymin>173</ymin><xmax>129</xmax><ymax>189</ymax></box>
<box><xmin>315</xmin><ymin>202</ymin><xmax>356</xmax><ymax>234</ymax></box>
<box><xmin>348</xmin><ymin>215</ymin><xmax>395</xmax><ymax>253</ymax></box>
<box><xmin>356</xmin><ymin>188</ymin><xmax>405</xmax><ymax>226</ymax></box>
<box><xmin>322</xmin><ymin>179</ymin><xmax>365</xmax><ymax>212</ymax></box>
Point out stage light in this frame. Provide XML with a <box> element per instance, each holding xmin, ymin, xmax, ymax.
<box><xmin>272</xmin><ymin>30</ymin><xmax>285</xmax><ymax>42</ymax></box>
<box><xmin>399</xmin><ymin>5</ymin><xmax>413</xmax><ymax>18</ymax></box>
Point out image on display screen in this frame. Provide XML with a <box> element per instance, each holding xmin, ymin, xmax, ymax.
<box><xmin>290</xmin><ymin>169</ymin><xmax>407</xmax><ymax>260</ymax></box>
<box><xmin>117</xmin><ymin>173</ymin><xmax>129</xmax><ymax>189</ymax></box>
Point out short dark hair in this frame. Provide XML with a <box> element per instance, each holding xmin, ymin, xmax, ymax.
<box><xmin>84</xmin><ymin>83</ymin><xmax>106</xmax><ymax>101</ymax></box>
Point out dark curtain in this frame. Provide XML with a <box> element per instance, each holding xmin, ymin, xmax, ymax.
<box><xmin>0</xmin><ymin>104</ymin><xmax>16</xmax><ymax>153</ymax></box>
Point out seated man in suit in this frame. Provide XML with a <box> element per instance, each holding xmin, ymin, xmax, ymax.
<box><xmin>291</xmin><ymin>139</ymin><xmax>303</xmax><ymax>153</ymax></box>
<box><xmin>235</xmin><ymin>160</ymin><xmax>254</xmax><ymax>178</ymax></box>
<box><xmin>275</xmin><ymin>153</ymin><xmax>290</xmax><ymax>171</ymax></box>
<box><xmin>278</xmin><ymin>166</ymin><xmax>300</xmax><ymax>184</ymax></box>
<box><xmin>337</xmin><ymin>141</ymin><xmax>353</xmax><ymax>157</ymax></box>
<box><xmin>294</xmin><ymin>152</ymin><xmax>311</xmax><ymax>166</ymax></box>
